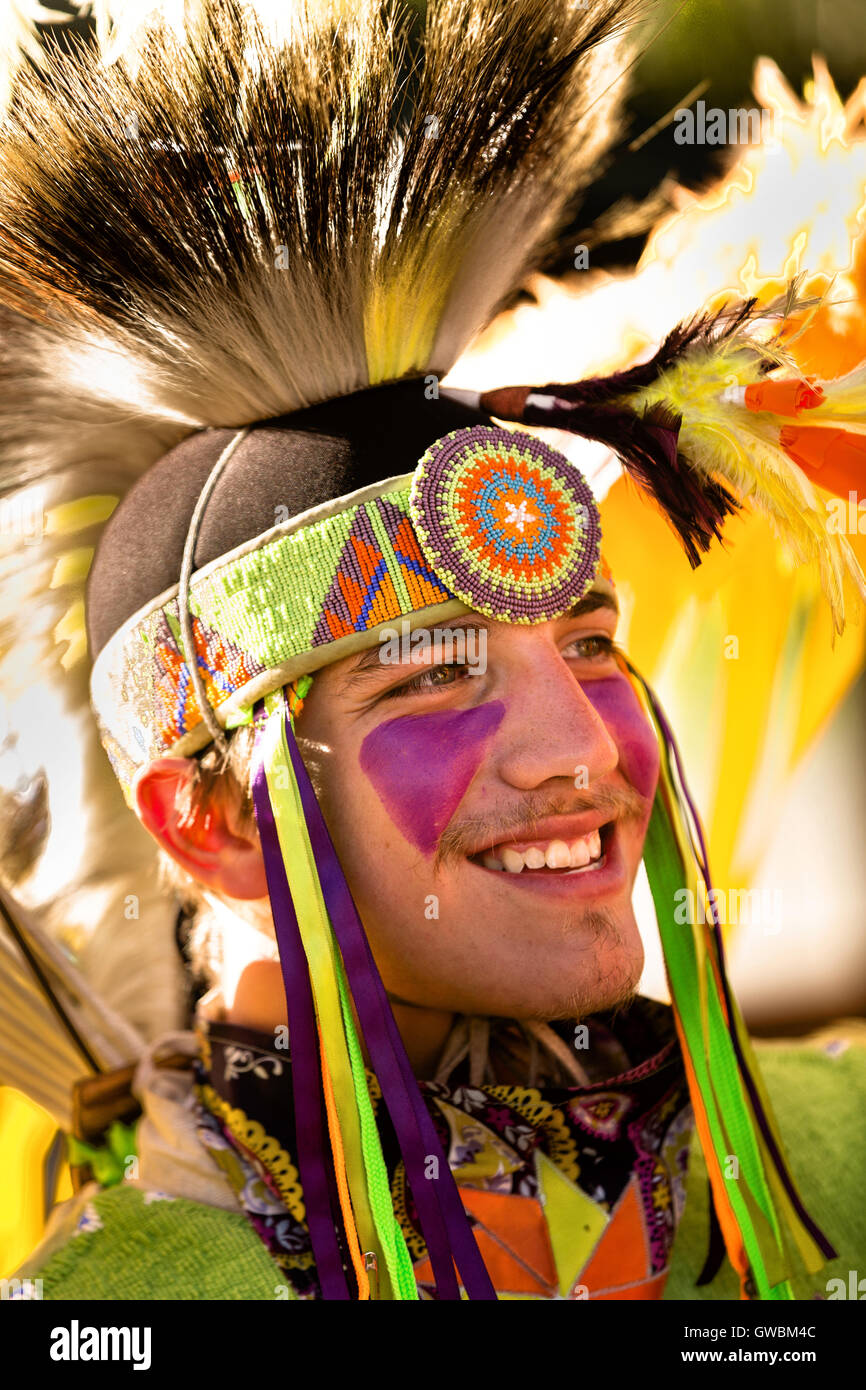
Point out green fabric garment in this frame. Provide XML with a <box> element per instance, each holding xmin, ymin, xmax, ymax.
<box><xmin>22</xmin><ymin>1187</ymin><xmax>291</xmax><ymax>1301</ymax></box>
<box><xmin>21</xmin><ymin>1036</ymin><xmax>865</xmax><ymax>1301</ymax></box>
<box><xmin>664</xmin><ymin>1036</ymin><xmax>866</xmax><ymax>1300</ymax></box>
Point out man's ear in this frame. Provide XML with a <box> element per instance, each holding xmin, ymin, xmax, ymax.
<box><xmin>134</xmin><ymin>757</ymin><xmax>268</xmax><ymax>900</ymax></box>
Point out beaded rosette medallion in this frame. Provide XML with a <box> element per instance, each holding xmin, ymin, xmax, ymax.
<box><xmin>409</xmin><ymin>427</ymin><xmax>602</xmax><ymax>623</ymax></box>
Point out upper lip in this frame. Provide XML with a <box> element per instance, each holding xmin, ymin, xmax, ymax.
<box><xmin>468</xmin><ymin>812</ymin><xmax>614</xmax><ymax>859</ymax></box>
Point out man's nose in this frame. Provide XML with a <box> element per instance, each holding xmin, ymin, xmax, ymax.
<box><xmin>494</xmin><ymin>649</ymin><xmax>619</xmax><ymax>792</ymax></box>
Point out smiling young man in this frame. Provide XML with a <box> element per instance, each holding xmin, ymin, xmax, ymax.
<box><xmin>119</xmin><ymin>458</ymin><xmax>696</xmax><ymax>1302</ymax></box>
<box><xmin>4</xmin><ymin>0</ymin><xmax>859</xmax><ymax>1304</ymax></box>
<box><xmin>140</xmin><ymin>591</ymin><xmax>654</xmax><ymax>1045</ymax></box>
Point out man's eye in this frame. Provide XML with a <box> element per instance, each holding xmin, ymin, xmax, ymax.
<box><xmin>564</xmin><ymin>634</ymin><xmax>619</xmax><ymax>662</ymax></box>
<box><xmin>382</xmin><ymin>662</ymin><xmax>468</xmax><ymax>699</ymax></box>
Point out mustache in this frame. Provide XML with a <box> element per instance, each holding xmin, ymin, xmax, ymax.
<box><xmin>434</xmin><ymin>783</ymin><xmax>649</xmax><ymax>869</ymax></box>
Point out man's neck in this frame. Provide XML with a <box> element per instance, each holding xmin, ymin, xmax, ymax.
<box><xmin>385</xmin><ymin>997</ymin><xmax>456</xmax><ymax>1078</ymax></box>
<box><xmin>222</xmin><ymin>957</ymin><xmax>455</xmax><ymax>1078</ymax></box>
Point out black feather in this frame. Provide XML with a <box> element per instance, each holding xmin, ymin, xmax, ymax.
<box><xmin>515</xmin><ymin>299</ymin><xmax>779</xmax><ymax>563</ymax></box>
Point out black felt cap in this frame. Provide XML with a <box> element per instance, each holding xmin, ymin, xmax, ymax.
<box><xmin>86</xmin><ymin>379</ymin><xmax>491</xmax><ymax>660</ymax></box>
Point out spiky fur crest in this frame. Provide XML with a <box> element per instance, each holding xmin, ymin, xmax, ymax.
<box><xmin>0</xmin><ymin>0</ymin><xmax>643</xmax><ymax>484</ymax></box>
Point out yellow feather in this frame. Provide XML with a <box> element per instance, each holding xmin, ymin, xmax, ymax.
<box><xmin>628</xmin><ymin>343</ymin><xmax>866</xmax><ymax>630</ymax></box>
<box><xmin>50</xmin><ymin>547</ymin><xmax>94</xmax><ymax>588</ymax></box>
<box><xmin>53</xmin><ymin>598</ymin><xmax>87</xmax><ymax>669</ymax></box>
<box><xmin>811</xmin><ymin>361</ymin><xmax>866</xmax><ymax>420</ymax></box>
<box><xmin>45</xmin><ymin>496</ymin><xmax>117</xmax><ymax>537</ymax></box>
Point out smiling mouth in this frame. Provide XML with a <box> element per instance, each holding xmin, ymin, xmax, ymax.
<box><xmin>470</xmin><ymin>822</ymin><xmax>614</xmax><ymax>875</ymax></box>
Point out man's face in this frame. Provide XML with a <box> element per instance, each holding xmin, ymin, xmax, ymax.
<box><xmin>297</xmin><ymin>593</ymin><xmax>659</xmax><ymax>1020</ymax></box>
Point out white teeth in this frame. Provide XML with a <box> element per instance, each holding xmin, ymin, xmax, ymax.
<box><xmin>480</xmin><ymin>829</ymin><xmax>607</xmax><ymax>872</ymax></box>
<box><xmin>569</xmin><ymin>839</ymin><xmax>591</xmax><ymax>868</ymax></box>
<box><xmin>482</xmin><ymin>854</ymin><xmax>504</xmax><ymax>871</ymax></box>
<box><xmin>501</xmin><ymin>848</ymin><xmax>525</xmax><ymax>874</ymax></box>
<box><xmin>545</xmin><ymin>840</ymin><xmax>572</xmax><ymax>869</ymax></box>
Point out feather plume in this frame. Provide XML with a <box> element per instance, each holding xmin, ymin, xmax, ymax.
<box><xmin>481</xmin><ymin>291</ymin><xmax>866</xmax><ymax>630</ymax></box>
<box><xmin>0</xmin><ymin>1</ymin><xmax>648</xmax><ymax>1079</ymax></box>
<box><xmin>629</xmin><ymin>300</ymin><xmax>866</xmax><ymax>632</ymax></box>
<box><xmin>806</xmin><ymin>362</ymin><xmax>866</xmax><ymax>422</ymax></box>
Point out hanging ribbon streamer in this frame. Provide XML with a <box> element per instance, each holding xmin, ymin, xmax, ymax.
<box><xmin>637</xmin><ymin>674</ymin><xmax>836</xmax><ymax>1266</ymax></box>
<box><xmin>282</xmin><ymin>698</ymin><xmax>497</xmax><ymax>1301</ymax></box>
<box><xmin>622</xmin><ymin>660</ymin><xmax>835</xmax><ymax>1300</ymax></box>
<box><xmin>252</xmin><ymin>709</ymin><xmax>353</xmax><ymax>1299</ymax></box>
<box><xmin>253</xmin><ymin>682</ymin><xmax>496</xmax><ymax>1300</ymax></box>
<box><xmin>254</xmin><ymin>691</ymin><xmax>405</xmax><ymax>1298</ymax></box>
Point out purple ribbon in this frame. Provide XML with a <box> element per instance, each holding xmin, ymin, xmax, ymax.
<box><xmin>283</xmin><ymin>709</ymin><xmax>497</xmax><ymax>1301</ymax></box>
<box><xmin>633</xmin><ymin>667</ymin><xmax>836</xmax><ymax>1261</ymax></box>
<box><xmin>251</xmin><ymin>715</ymin><xmax>351</xmax><ymax>1298</ymax></box>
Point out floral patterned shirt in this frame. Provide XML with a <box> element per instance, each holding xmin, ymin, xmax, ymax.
<box><xmin>194</xmin><ymin>995</ymin><xmax>693</xmax><ymax>1300</ymax></box>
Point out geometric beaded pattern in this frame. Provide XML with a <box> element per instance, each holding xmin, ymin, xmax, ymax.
<box><xmin>91</xmin><ymin>484</ymin><xmax>459</xmax><ymax>803</ymax></box>
<box><xmin>152</xmin><ymin>610</ymin><xmax>266</xmax><ymax>746</ymax></box>
<box><xmin>310</xmin><ymin>495</ymin><xmax>451</xmax><ymax>645</ymax></box>
<box><xmin>409</xmin><ymin>426</ymin><xmax>601</xmax><ymax>623</ymax></box>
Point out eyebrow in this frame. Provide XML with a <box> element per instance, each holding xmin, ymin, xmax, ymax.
<box><xmin>342</xmin><ymin>590</ymin><xmax>619</xmax><ymax>687</ymax></box>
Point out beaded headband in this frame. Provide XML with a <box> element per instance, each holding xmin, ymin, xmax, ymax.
<box><xmin>90</xmin><ymin>425</ymin><xmax>613</xmax><ymax>804</ymax></box>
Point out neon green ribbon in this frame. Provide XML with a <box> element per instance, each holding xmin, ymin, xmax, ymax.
<box><xmin>260</xmin><ymin>689</ymin><xmax>416</xmax><ymax>1297</ymax></box>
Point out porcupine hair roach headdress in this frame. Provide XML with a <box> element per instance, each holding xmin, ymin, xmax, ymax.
<box><xmin>1</xmin><ymin>0</ymin><xmax>861</xmax><ymax>1299</ymax></box>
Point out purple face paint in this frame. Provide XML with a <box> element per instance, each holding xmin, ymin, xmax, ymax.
<box><xmin>580</xmin><ymin>674</ymin><xmax>660</xmax><ymax>802</ymax></box>
<box><xmin>359</xmin><ymin>701</ymin><xmax>506</xmax><ymax>856</ymax></box>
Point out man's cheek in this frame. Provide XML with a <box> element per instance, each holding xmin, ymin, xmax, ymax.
<box><xmin>581</xmin><ymin>675</ymin><xmax>659</xmax><ymax>802</ymax></box>
<box><xmin>359</xmin><ymin>701</ymin><xmax>506</xmax><ymax>857</ymax></box>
